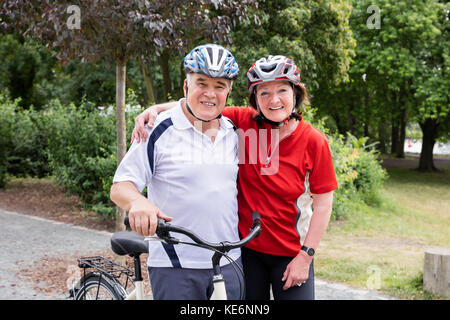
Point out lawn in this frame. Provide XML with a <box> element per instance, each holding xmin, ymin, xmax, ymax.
<box><xmin>316</xmin><ymin>165</ymin><xmax>450</xmax><ymax>300</ymax></box>
<box><xmin>1</xmin><ymin>160</ymin><xmax>448</xmax><ymax>299</ymax></box>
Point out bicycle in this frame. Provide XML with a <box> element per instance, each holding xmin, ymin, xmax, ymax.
<box><xmin>69</xmin><ymin>211</ymin><xmax>261</xmax><ymax>300</ymax></box>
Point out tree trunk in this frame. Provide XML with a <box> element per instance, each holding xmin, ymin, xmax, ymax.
<box><xmin>418</xmin><ymin>118</ymin><xmax>438</xmax><ymax>172</ymax></box>
<box><xmin>363</xmin><ymin>91</ymin><xmax>370</xmax><ymax>137</ymax></box>
<box><xmin>377</xmin><ymin>116</ymin><xmax>388</xmax><ymax>154</ymax></box>
<box><xmin>396</xmin><ymin>107</ymin><xmax>407</xmax><ymax>158</ymax></box>
<box><xmin>348</xmin><ymin>104</ymin><xmax>355</xmax><ymax>135</ymax></box>
<box><xmin>158</xmin><ymin>49</ymin><xmax>172</xmax><ymax>100</ymax></box>
<box><xmin>139</xmin><ymin>57</ymin><xmax>156</xmax><ymax>106</ymax></box>
<box><xmin>126</xmin><ymin>73</ymin><xmax>145</xmax><ymax>107</ymax></box>
<box><xmin>333</xmin><ymin>111</ymin><xmax>346</xmax><ymax>135</ymax></box>
<box><xmin>423</xmin><ymin>249</ymin><xmax>450</xmax><ymax>298</ymax></box>
<box><xmin>180</xmin><ymin>58</ymin><xmax>185</xmax><ymax>98</ymax></box>
<box><xmin>391</xmin><ymin>115</ymin><xmax>399</xmax><ymax>155</ymax></box>
<box><xmin>115</xmin><ymin>58</ymin><xmax>127</xmax><ymax>232</ymax></box>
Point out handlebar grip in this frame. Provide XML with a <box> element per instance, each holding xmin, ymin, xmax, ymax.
<box><xmin>250</xmin><ymin>211</ymin><xmax>261</xmax><ymax>239</ymax></box>
<box><xmin>252</xmin><ymin>211</ymin><xmax>261</xmax><ymax>223</ymax></box>
<box><xmin>124</xmin><ymin>216</ymin><xmax>130</xmax><ymax>228</ymax></box>
<box><xmin>124</xmin><ymin>216</ymin><xmax>168</xmax><ymax>232</ymax></box>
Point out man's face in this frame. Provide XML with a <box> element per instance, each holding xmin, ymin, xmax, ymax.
<box><xmin>184</xmin><ymin>73</ymin><xmax>231</xmax><ymax>121</ymax></box>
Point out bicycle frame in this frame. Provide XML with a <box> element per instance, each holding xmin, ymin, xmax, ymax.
<box><xmin>139</xmin><ymin>212</ymin><xmax>260</xmax><ymax>300</ymax></box>
<box><xmin>209</xmin><ymin>251</ymin><xmax>230</xmax><ymax>300</ymax></box>
<box><xmin>124</xmin><ymin>280</ymin><xmax>146</xmax><ymax>300</ymax></box>
<box><xmin>73</xmin><ymin>212</ymin><xmax>260</xmax><ymax>300</ymax></box>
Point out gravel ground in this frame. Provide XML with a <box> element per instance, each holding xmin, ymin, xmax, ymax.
<box><xmin>0</xmin><ymin>209</ymin><xmax>111</xmax><ymax>300</ymax></box>
<box><xmin>0</xmin><ymin>208</ymin><xmax>396</xmax><ymax>300</ymax></box>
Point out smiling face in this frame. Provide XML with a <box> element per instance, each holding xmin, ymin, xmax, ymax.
<box><xmin>184</xmin><ymin>73</ymin><xmax>232</xmax><ymax>122</ymax></box>
<box><xmin>255</xmin><ymin>81</ymin><xmax>295</xmax><ymax>123</ymax></box>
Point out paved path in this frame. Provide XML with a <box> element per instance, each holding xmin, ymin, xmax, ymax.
<box><xmin>0</xmin><ymin>209</ymin><xmax>395</xmax><ymax>300</ymax></box>
<box><xmin>0</xmin><ymin>209</ymin><xmax>111</xmax><ymax>299</ymax></box>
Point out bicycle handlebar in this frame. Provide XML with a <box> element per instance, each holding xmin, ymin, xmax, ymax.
<box><xmin>124</xmin><ymin>211</ymin><xmax>261</xmax><ymax>253</ymax></box>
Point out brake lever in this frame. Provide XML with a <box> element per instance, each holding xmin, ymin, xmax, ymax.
<box><xmin>156</xmin><ymin>219</ymin><xmax>180</xmax><ymax>245</ymax></box>
<box><xmin>144</xmin><ymin>235</ymin><xmax>180</xmax><ymax>245</ymax></box>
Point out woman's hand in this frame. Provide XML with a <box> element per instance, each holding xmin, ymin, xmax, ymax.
<box><xmin>131</xmin><ymin>101</ymin><xmax>180</xmax><ymax>144</ymax></box>
<box><xmin>280</xmin><ymin>191</ymin><xmax>334</xmax><ymax>290</ymax></box>
<box><xmin>281</xmin><ymin>251</ymin><xmax>312</xmax><ymax>290</ymax></box>
<box><xmin>131</xmin><ymin>108</ymin><xmax>158</xmax><ymax>144</ymax></box>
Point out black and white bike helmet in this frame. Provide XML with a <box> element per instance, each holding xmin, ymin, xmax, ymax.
<box><xmin>183</xmin><ymin>44</ymin><xmax>238</xmax><ymax>122</ymax></box>
<box><xmin>184</xmin><ymin>44</ymin><xmax>239</xmax><ymax>80</ymax></box>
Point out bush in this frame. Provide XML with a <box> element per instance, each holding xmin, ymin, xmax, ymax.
<box><xmin>0</xmin><ymin>93</ymin><xmax>50</xmax><ymax>187</ymax></box>
<box><xmin>0</xmin><ymin>91</ymin><xmax>140</xmax><ymax>218</ymax></box>
<box><xmin>43</xmin><ymin>98</ymin><xmax>140</xmax><ymax>218</ymax></box>
<box><xmin>302</xmin><ymin>105</ymin><xmax>388</xmax><ymax>220</ymax></box>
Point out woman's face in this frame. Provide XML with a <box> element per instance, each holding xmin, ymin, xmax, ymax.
<box><xmin>255</xmin><ymin>81</ymin><xmax>295</xmax><ymax>123</ymax></box>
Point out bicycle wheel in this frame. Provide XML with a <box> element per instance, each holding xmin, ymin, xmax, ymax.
<box><xmin>73</xmin><ymin>272</ymin><xmax>125</xmax><ymax>300</ymax></box>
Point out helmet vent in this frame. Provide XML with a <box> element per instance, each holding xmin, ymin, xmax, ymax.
<box><xmin>206</xmin><ymin>47</ymin><xmax>213</xmax><ymax>60</ymax></box>
<box><xmin>261</xmin><ymin>64</ymin><xmax>277</xmax><ymax>73</ymax></box>
<box><xmin>217</xmin><ymin>49</ymin><xmax>224</xmax><ymax>64</ymax></box>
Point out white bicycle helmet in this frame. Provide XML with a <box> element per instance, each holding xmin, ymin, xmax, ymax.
<box><xmin>247</xmin><ymin>55</ymin><xmax>301</xmax><ymax>92</ymax></box>
<box><xmin>184</xmin><ymin>44</ymin><xmax>239</xmax><ymax>80</ymax></box>
<box><xmin>247</xmin><ymin>55</ymin><xmax>303</xmax><ymax>127</ymax></box>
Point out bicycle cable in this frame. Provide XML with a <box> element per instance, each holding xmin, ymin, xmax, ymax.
<box><xmin>171</xmin><ymin>239</ymin><xmax>246</xmax><ymax>300</ymax></box>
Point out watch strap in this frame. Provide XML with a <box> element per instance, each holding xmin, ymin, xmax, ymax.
<box><xmin>301</xmin><ymin>246</ymin><xmax>315</xmax><ymax>256</ymax></box>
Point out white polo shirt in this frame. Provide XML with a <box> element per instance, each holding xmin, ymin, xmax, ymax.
<box><xmin>113</xmin><ymin>101</ymin><xmax>240</xmax><ymax>268</ymax></box>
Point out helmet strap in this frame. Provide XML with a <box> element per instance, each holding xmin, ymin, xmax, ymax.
<box><xmin>257</xmin><ymin>109</ymin><xmax>296</xmax><ymax>127</ymax></box>
<box><xmin>254</xmin><ymin>92</ymin><xmax>295</xmax><ymax>128</ymax></box>
<box><xmin>184</xmin><ymin>87</ymin><xmax>225</xmax><ymax>123</ymax></box>
<box><xmin>185</xmin><ymin>103</ymin><xmax>222</xmax><ymax>123</ymax></box>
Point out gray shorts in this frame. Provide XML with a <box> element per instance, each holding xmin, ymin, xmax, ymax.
<box><xmin>148</xmin><ymin>257</ymin><xmax>243</xmax><ymax>300</ymax></box>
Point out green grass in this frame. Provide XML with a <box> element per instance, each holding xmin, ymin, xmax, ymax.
<box><xmin>316</xmin><ymin>167</ymin><xmax>450</xmax><ymax>300</ymax></box>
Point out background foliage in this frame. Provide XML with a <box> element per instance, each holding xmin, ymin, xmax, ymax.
<box><xmin>0</xmin><ymin>91</ymin><xmax>386</xmax><ymax>220</ymax></box>
<box><xmin>1</xmin><ymin>0</ymin><xmax>446</xmax><ymax>220</ymax></box>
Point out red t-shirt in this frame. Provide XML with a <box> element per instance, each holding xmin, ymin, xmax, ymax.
<box><xmin>223</xmin><ymin>106</ymin><xmax>338</xmax><ymax>257</ymax></box>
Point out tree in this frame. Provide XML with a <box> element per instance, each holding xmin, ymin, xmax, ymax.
<box><xmin>0</xmin><ymin>34</ymin><xmax>56</xmax><ymax>109</ymax></box>
<box><xmin>315</xmin><ymin>0</ymin><xmax>449</xmax><ymax>169</ymax></box>
<box><xmin>2</xmin><ymin>0</ymin><xmax>169</xmax><ymax>231</ymax></box>
<box><xmin>413</xmin><ymin>1</ymin><xmax>449</xmax><ymax>171</ymax></box>
<box><xmin>1</xmin><ymin>0</ymin><xmax>259</xmax><ymax>229</ymax></box>
<box><xmin>351</xmin><ymin>0</ymin><xmax>448</xmax><ymax>168</ymax></box>
<box><xmin>229</xmin><ymin>0</ymin><xmax>356</xmax><ymax>106</ymax></box>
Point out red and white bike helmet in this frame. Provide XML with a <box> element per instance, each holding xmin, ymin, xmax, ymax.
<box><xmin>247</xmin><ymin>55</ymin><xmax>303</xmax><ymax>126</ymax></box>
<box><xmin>247</xmin><ymin>55</ymin><xmax>301</xmax><ymax>92</ymax></box>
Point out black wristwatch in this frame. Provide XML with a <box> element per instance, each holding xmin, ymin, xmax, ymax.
<box><xmin>301</xmin><ymin>246</ymin><xmax>315</xmax><ymax>257</ymax></box>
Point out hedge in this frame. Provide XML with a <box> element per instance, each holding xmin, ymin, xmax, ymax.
<box><xmin>1</xmin><ymin>92</ymin><xmax>387</xmax><ymax>220</ymax></box>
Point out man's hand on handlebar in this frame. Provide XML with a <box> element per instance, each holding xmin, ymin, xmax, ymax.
<box><xmin>128</xmin><ymin>198</ymin><xmax>172</xmax><ymax>236</ymax></box>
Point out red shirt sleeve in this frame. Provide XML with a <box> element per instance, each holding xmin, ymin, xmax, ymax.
<box><xmin>222</xmin><ymin>106</ymin><xmax>256</xmax><ymax>128</ymax></box>
<box><xmin>306</xmin><ymin>130</ymin><xmax>338</xmax><ymax>194</ymax></box>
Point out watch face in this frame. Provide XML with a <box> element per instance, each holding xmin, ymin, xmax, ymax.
<box><xmin>302</xmin><ymin>246</ymin><xmax>315</xmax><ymax>256</ymax></box>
